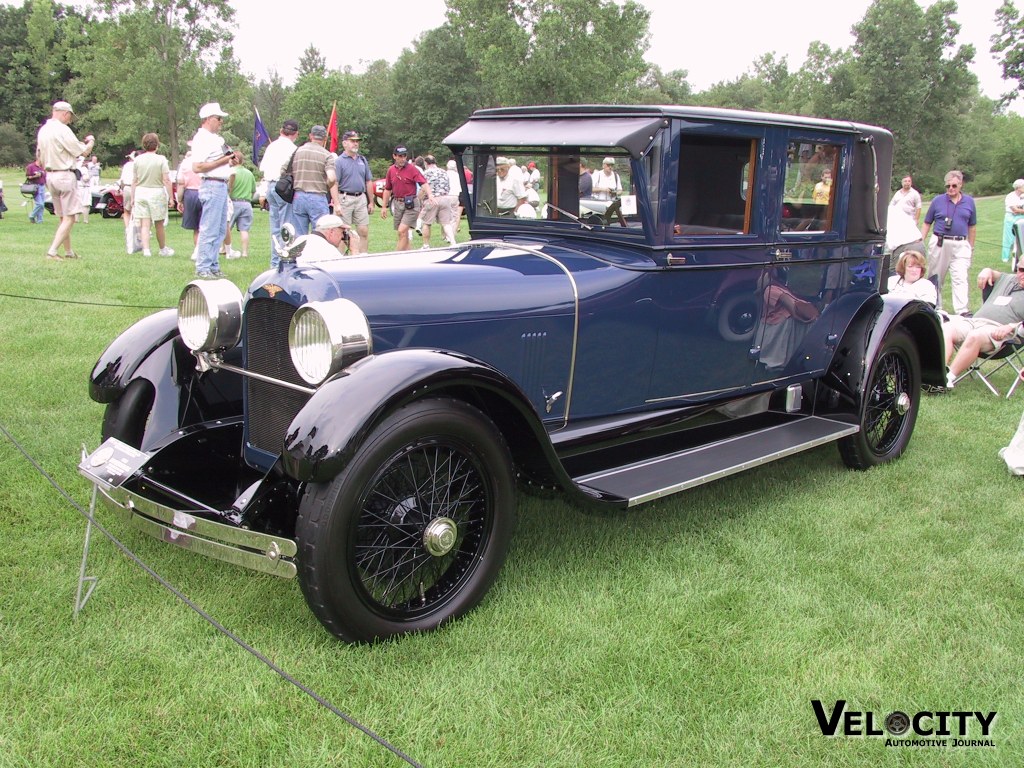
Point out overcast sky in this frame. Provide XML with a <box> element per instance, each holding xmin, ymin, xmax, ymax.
<box><xmin>230</xmin><ymin>0</ymin><xmax>1013</xmax><ymax>102</ymax></box>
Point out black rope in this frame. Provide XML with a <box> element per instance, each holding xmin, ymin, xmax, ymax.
<box><xmin>0</xmin><ymin>291</ymin><xmax>172</xmax><ymax>310</ymax></box>
<box><xmin>0</xmin><ymin>422</ymin><xmax>424</xmax><ymax>768</ymax></box>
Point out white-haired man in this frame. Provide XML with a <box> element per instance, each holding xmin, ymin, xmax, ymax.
<box><xmin>36</xmin><ymin>101</ymin><xmax>95</xmax><ymax>261</ymax></box>
<box><xmin>920</xmin><ymin>170</ymin><xmax>976</xmax><ymax>315</ymax></box>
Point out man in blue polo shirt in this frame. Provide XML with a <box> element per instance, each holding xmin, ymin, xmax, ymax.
<box><xmin>332</xmin><ymin>130</ymin><xmax>374</xmax><ymax>253</ymax></box>
<box><xmin>921</xmin><ymin>169</ymin><xmax>977</xmax><ymax>315</ymax></box>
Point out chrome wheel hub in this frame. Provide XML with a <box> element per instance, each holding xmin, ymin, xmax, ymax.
<box><xmin>896</xmin><ymin>392</ymin><xmax>911</xmax><ymax>416</ymax></box>
<box><xmin>423</xmin><ymin>517</ymin><xmax>458</xmax><ymax>557</ymax></box>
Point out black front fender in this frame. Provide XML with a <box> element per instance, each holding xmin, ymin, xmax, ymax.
<box><xmin>89</xmin><ymin>308</ymin><xmax>245</xmax><ymax>449</ymax></box>
<box><xmin>90</xmin><ymin>309</ymin><xmax>179</xmax><ymax>404</ymax></box>
<box><xmin>281</xmin><ymin>349</ymin><xmax>548</xmax><ymax>484</ymax></box>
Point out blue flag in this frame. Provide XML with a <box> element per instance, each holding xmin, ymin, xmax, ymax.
<box><xmin>252</xmin><ymin>107</ymin><xmax>270</xmax><ymax>166</ymax></box>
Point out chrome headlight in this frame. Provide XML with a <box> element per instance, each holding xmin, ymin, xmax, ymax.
<box><xmin>177</xmin><ymin>279</ymin><xmax>244</xmax><ymax>352</ymax></box>
<box><xmin>289</xmin><ymin>299</ymin><xmax>372</xmax><ymax>385</ymax></box>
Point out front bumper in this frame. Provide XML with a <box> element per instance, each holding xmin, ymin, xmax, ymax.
<box><xmin>78</xmin><ymin>438</ymin><xmax>297</xmax><ymax>578</ymax></box>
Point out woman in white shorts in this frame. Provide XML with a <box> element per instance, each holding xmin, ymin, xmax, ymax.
<box><xmin>131</xmin><ymin>132</ymin><xmax>175</xmax><ymax>257</ymax></box>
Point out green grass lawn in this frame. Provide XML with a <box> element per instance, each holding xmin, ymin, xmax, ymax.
<box><xmin>1</xmin><ymin>165</ymin><xmax>1022</xmax><ymax>766</ymax></box>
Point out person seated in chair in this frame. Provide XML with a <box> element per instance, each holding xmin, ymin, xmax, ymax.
<box><xmin>887</xmin><ymin>250</ymin><xmax>937</xmax><ymax>305</ymax></box>
<box><xmin>944</xmin><ymin>265</ymin><xmax>1024</xmax><ymax>388</ymax></box>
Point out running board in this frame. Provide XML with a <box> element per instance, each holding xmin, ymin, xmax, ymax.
<box><xmin>573</xmin><ymin>416</ymin><xmax>858</xmax><ymax>507</ymax></box>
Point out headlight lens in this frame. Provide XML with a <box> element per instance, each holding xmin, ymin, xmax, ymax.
<box><xmin>177</xmin><ymin>279</ymin><xmax>244</xmax><ymax>351</ymax></box>
<box><xmin>289</xmin><ymin>299</ymin><xmax>372</xmax><ymax>385</ymax></box>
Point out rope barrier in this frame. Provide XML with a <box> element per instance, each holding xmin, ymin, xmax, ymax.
<box><xmin>0</xmin><ymin>422</ymin><xmax>424</xmax><ymax>768</ymax></box>
<box><xmin>0</xmin><ymin>291</ymin><xmax>172</xmax><ymax>310</ymax></box>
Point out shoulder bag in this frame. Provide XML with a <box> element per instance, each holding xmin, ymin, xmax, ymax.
<box><xmin>275</xmin><ymin>150</ymin><xmax>296</xmax><ymax>203</ymax></box>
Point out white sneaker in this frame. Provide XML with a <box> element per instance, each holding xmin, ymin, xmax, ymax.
<box><xmin>946</xmin><ymin>371</ymin><xmax>956</xmax><ymax>389</ymax></box>
<box><xmin>142</xmin><ymin>249</ymin><xmax>152</xmax><ymax>257</ymax></box>
<box><xmin>420</xmin><ymin>244</ymin><xmax>431</xmax><ymax>250</ymax></box>
<box><xmin>226</xmin><ymin>249</ymin><xmax>242</xmax><ymax>260</ymax></box>
<box><xmin>158</xmin><ymin>247</ymin><xmax>175</xmax><ymax>257</ymax></box>
<box><xmin>190</xmin><ymin>248</ymin><xmax>198</xmax><ymax>261</ymax></box>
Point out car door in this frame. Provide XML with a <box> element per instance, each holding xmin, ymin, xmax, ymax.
<box><xmin>750</xmin><ymin>131</ymin><xmax>857</xmax><ymax>384</ymax></box>
<box><xmin>646</xmin><ymin>125</ymin><xmax>770</xmax><ymax>404</ymax></box>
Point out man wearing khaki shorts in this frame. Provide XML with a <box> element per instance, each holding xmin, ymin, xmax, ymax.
<box><xmin>36</xmin><ymin>100</ymin><xmax>95</xmax><ymax>261</ymax></box>
<box><xmin>944</xmin><ymin>265</ymin><xmax>1024</xmax><ymax>388</ymax></box>
<box><xmin>419</xmin><ymin>155</ymin><xmax>457</xmax><ymax>247</ymax></box>
<box><xmin>331</xmin><ymin>130</ymin><xmax>374</xmax><ymax>253</ymax></box>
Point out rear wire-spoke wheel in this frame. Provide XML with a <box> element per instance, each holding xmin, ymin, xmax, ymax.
<box><xmin>839</xmin><ymin>329</ymin><xmax>920</xmax><ymax>469</ymax></box>
<box><xmin>297</xmin><ymin>398</ymin><xmax>516</xmax><ymax>643</ymax></box>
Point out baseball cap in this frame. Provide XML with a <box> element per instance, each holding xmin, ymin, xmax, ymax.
<box><xmin>199</xmin><ymin>102</ymin><xmax>228</xmax><ymax>119</ymax></box>
<box><xmin>342</xmin><ymin>130</ymin><xmax>360</xmax><ymax>140</ymax></box>
<box><xmin>394</xmin><ymin>145</ymin><xmax>408</xmax><ymax>155</ymax></box>
<box><xmin>495</xmin><ymin>156</ymin><xmax>510</xmax><ymax>166</ymax></box>
<box><xmin>602</xmin><ymin>157</ymin><xmax>615</xmax><ymax>166</ymax></box>
<box><xmin>282</xmin><ymin>119</ymin><xmax>299</xmax><ymax>134</ymax></box>
<box><xmin>315</xmin><ymin>214</ymin><xmax>345</xmax><ymax>232</ymax></box>
<box><xmin>53</xmin><ymin>100</ymin><xmax>75</xmax><ymax>114</ymax></box>
<box><xmin>310</xmin><ymin>125</ymin><xmax>327</xmax><ymax>139</ymax></box>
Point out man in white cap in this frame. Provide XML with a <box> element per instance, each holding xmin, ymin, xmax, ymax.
<box><xmin>591</xmin><ymin>157</ymin><xmax>623</xmax><ymax>201</ymax></box>
<box><xmin>189</xmin><ymin>102</ymin><xmax>242</xmax><ymax>278</ymax></box>
<box><xmin>293</xmin><ymin>214</ymin><xmax>352</xmax><ymax>263</ymax></box>
<box><xmin>35</xmin><ymin>100</ymin><xmax>95</xmax><ymax>261</ymax></box>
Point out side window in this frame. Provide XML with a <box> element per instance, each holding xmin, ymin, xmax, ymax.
<box><xmin>674</xmin><ymin>136</ymin><xmax>758</xmax><ymax>236</ymax></box>
<box><xmin>782</xmin><ymin>141</ymin><xmax>840</xmax><ymax>232</ymax></box>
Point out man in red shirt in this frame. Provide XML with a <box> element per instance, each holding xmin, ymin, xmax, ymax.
<box><xmin>381</xmin><ymin>145</ymin><xmax>434</xmax><ymax>250</ymax></box>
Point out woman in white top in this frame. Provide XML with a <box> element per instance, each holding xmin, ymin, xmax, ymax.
<box><xmin>887</xmin><ymin>250</ymin><xmax>937</xmax><ymax>306</ymax></box>
<box><xmin>1002</xmin><ymin>178</ymin><xmax>1024</xmax><ymax>263</ymax></box>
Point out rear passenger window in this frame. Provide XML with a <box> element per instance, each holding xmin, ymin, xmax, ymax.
<box><xmin>782</xmin><ymin>141</ymin><xmax>840</xmax><ymax>232</ymax></box>
<box><xmin>674</xmin><ymin>136</ymin><xmax>758</xmax><ymax>236</ymax></box>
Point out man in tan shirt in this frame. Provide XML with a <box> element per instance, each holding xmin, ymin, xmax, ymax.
<box><xmin>36</xmin><ymin>101</ymin><xmax>95</xmax><ymax>261</ymax></box>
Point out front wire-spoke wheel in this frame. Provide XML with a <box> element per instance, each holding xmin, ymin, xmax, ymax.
<box><xmin>297</xmin><ymin>398</ymin><xmax>516</xmax><ymax>643</ymax></box>
<box><xmin>839</xmin><ymin>329</ymin><xmax>921</xmax><ymax>469</ymax></box>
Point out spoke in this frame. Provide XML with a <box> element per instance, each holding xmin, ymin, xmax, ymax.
<box><xmin>353</xmin><ymin>439</ymin><xmax>491</xmax><ymax>613</ymax></box>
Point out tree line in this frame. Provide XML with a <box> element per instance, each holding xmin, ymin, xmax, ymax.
<box><xmin>1</xmin><ymin>0</ymin><xmax>1023</xmax><ymax>195</ymax></box>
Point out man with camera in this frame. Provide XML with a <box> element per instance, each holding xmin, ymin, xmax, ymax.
<box><xmin>292</xmin><ymin>214</ymin><xmax>352</xmax><ymax>263</ymax></box>
<box><xmin>920</xmin><ymin>169</ymin><xmax>977</xmax><ymax>315</ymax></box>
<box><xmin>36</xmin><ymin>100</ymin><xmax>95</xmax><ymax>260</ymax></box>
<box><xmin>190</xmin><ymin>102</ymin><xmax>242</xmax><ymax>278</ymax></box>
<box><xmin>381</xmin><ymin>145</ymin><xmax>433</xmax><ymax>251</ymax></box>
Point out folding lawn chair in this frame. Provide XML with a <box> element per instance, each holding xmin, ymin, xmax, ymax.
<box><xmin>954</xmin><ymin>222</ymin><xmax>1024</xmax><ymax>397</ymax></box>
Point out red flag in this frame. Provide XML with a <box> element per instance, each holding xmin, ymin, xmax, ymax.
<box><xmin>327</xmin><ymin>102</ymin><xmax>338</xmax><ymax>153</ymax></box>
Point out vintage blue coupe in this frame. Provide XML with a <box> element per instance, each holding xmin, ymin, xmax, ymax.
<box><xmin>81</xmin><ymin>105</ymin><xmax>944</xmax><ymax>642</ymax></box>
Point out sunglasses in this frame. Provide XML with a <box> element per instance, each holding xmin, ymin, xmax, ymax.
<box><xmin>945</xmin><ymin>184</ymin><xmax>960</xmax><ymax>189</ymax></box>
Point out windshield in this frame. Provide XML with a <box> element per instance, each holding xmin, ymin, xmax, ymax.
<box><xmin>465</xmin><ymin>147</ymin><xmax>645</xmax><ymax>235</ymax></box>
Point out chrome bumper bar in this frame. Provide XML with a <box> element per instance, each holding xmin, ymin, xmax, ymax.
<box><xmin>79</xmin><ymin>439</ymin><xmax>297</xmax><ymax>579</ymax></box>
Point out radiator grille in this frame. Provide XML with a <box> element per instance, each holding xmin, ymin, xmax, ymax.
<box><xmin>245</xmin><ymin>298</ymin><xmax>310</xmax><ymax>454</ymax></box>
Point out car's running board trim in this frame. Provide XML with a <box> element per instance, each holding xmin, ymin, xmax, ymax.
<box><xmin>574</xmin><ymin>416</ymin><xmax>858</xmax><ymax>507</ymax></box>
